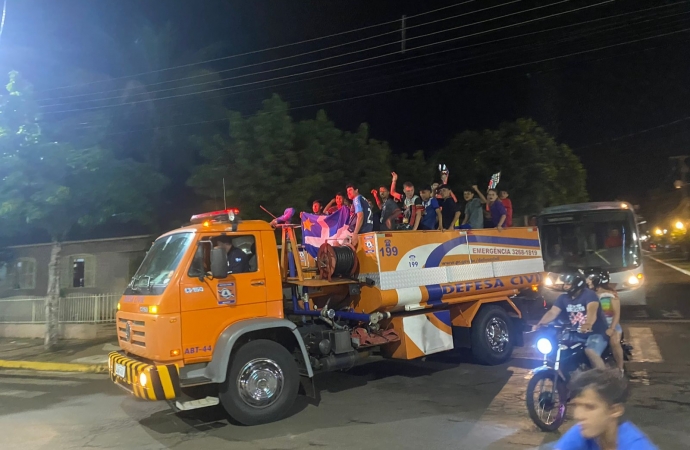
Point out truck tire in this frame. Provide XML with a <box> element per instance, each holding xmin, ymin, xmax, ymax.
<box><xmin>470</xmin><ymin>305</ymin><xmax>514</xmax><ymax>365</ymax></box>
<box><xmin>219</xmin><ymin>339</ymin><xmax>299</xmax><ymax>426</ymax></box>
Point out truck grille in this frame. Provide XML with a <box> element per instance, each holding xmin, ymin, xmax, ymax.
<box><xmin>118</xmin><ymin>317</ymin><xmax>146</xmax><ymax>347</ymax></box>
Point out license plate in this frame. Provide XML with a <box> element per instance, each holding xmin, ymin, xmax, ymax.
<box><xmin>114</xmin><ymin>363</ymin><xmax>126</xmax><ymax>379</ymax></box>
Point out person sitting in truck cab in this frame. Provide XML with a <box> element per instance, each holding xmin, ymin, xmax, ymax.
<box><xmin>212</xmin><ymin>235</ymin><xmax>250</xmax><ymax>274</ymax></box>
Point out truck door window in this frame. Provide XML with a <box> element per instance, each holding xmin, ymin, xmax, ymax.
<box><xmin>188</xmin><ymin>235</ymin><xmax>258</xmax><ymax>276</ymax></box>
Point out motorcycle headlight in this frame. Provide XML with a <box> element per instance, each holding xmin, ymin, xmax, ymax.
<box><xmin>536</xmin><ymin>337</ymin><xmax>553</xmax><ymax>355</ymax></box>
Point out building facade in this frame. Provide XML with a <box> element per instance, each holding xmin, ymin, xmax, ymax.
<box><xmin>0</xmin><ymin>235</ymin><xmax>153</xmax><ymax>299</ymax></box>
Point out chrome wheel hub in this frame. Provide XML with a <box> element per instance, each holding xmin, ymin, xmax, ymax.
<box><xmin>486</xmin><ymin>317</ymin><xmax>509</xmax><ymax>352</ymax></box>
<box><xmin>237</xmin><ymin>358</ymin><xmax>284</xmax><ymax>408</ymax></box>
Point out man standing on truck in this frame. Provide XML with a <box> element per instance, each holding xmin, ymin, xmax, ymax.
<box><xmin>419</xmin><ymin>185</ymin><xmax>442</xmax><ymax>230</ymax></box>
<box><xmin>371</xmin><ymin>185</ymin><xmax>401</xmax><ymax>231</ymax></box>
<box><xmin>212</xmin><ymin>235</ymin><xmax>250</xmax><ymax>274</ymax></box>
<box><xmin>334</xmin><ymin>183</ymin><xmax>374</xmax><ymax>246</ymax></box>
<box><xmin>439</xmin><ymin>184</ymin><xmax>460</xmax><ymax>231</ymax></box>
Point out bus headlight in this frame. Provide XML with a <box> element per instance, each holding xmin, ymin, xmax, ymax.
<box><xmin>627</xmin><ymin>274</ymin><xmax>642</xmax><ymax>286</ymax></box>
<box><xmin>536</xmin><ymin>338</ymin><xmax>553</xmax><ymax>355</ymax></box>
<box><xmin>544</xmin><ymin>276</ymin><xmax>554</xmax><ymax>287</ymax></box>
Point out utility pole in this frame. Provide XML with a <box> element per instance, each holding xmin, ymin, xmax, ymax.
<box><xmin>670</xmin><ymin>155</ymin><xmax>689</xmax><ymax>198</ymax></box>
<box><xmin>401</xmin><ymin>15</ymin><xmax>406</xmax><ymax>54</ymax></box>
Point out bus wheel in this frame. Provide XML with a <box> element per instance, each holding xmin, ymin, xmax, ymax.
<box><xmin>471</xmin><ymin>305</ymin><xmax>514</xmax><ymax>365</ymax></box>
<box><xmin>219</xmin><ymin>339</ymin><xmax>299</xmax><ymax>426</ymax></box>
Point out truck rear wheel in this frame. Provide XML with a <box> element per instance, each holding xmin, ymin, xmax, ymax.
<box><xmin>471</xmin><ymin>305</ymin><xmax>514</xmax><ymax>365</ymax></box>
<box><xmin>219</xmin><ymin>339</ymin><xmax>299</xmax><ymax>426</ymax></box>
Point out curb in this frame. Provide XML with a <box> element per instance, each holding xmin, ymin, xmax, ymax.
<box><xmin>0</xmin><ymin>359</ymin><xmax>108</xmax><ymax>373</ymax></box>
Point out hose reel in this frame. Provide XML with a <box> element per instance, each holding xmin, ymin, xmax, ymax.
<box><xmin>317</xmin><ymin>243</ymin><xmax>359</xmax><ymax>281</ymax></box>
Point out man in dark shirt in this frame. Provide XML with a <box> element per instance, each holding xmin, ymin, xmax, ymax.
<box><xmin>438</xmin><ymin>184</ymin><xmax>460</xmax><ymax>231</ymax></box>
<box><xmin>372</xmin><ymin>185</ymin><xmax>401</xmax><ymax>231</ymax></box>
<box><xmin>535</xmin><ymin>272</ymin><xmax>608</xmax><ymax>369</ymax></box>
<box><xmin>212</xmin><ymin>235</ymin><xmax>250</xmax><ymax>274</ymax></box>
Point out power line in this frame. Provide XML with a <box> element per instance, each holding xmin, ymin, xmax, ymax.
<box><xmin>77</xmin><ymin>3</ymin><xmax>689</xmax><ymax>125</ymax></box>
<box><xmin>90</xmin><ymin>27</ymin><xmax>690</xmax><ymax>138</ymax></box>
<box><xmin>37</xmin><ymin>0</ymin><xmax>479</xmax><ymax>94</ymax></box>
<box><xmin>74</xmin><ymin>10</ymin><xmax>688</xmax><ymax>129</ymax></box>
<box><xmin>42</xmin><ymin>0</ymin><xmax>613</xmax><ymax>115</ymax></box>
<box><xmin>575</xmin><ymin>115</ymin><xmax>690</xmax><ymax>150</ymax></box>
<box><xmin>39</xmin><ymin>0</ymin><xmax>522</xmax><ymax>104</ymax></box>
<box><xmin>40</xmin><ymin>0</ymin><xmax>543</xmax><ymax>107</ymax></box>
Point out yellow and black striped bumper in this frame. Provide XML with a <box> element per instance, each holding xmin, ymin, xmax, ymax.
<box><xmin>108</xmin><ymin>351</ymin><xmax>181</xmax><ymax>401</ymax></box>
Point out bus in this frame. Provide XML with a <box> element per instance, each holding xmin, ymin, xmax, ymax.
<box><xmin>537</xmin><ymin>202</ymin><xmax>646</xmax><ymax>306</ymax></box>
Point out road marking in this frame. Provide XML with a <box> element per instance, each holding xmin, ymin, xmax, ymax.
<box><xmin>648</xmin><ymin>256</ymin><xmax>690</xmax><ymax>277</ymax></box>
<box><xmin>634</xmin><ymin>309</ymin><xmax>650</xmax><ymax>319</ymax></box>
<box><xmin>661</xmin><ymin>309</ymin><xmax>684</xmax><ymax>319</ymax></box>
<box><xmin>0</xmin><ymin>389</ymin><xmax>46</xmax><ymax>398</ymax></box>
<box><xmin>0</xmin><ymin>377</ymin><xmax>83</xmax><ymax>386</ymax></box>
<box><xmin>627</xmin><ymin>327</ymin><xmax>663</xmax><ymax>363</ymax></box>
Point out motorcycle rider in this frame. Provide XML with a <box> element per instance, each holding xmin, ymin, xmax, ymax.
<box><xmin>534</xmin><ymin>272</ymin><xmax>609</xmax><ymax>370</ymax></box>
<box><xmin>587</xmin><ymin>269</ymin><xmax>625</xmax><ymax>377</ymax></box>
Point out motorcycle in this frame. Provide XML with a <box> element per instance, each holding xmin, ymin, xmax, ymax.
<box><xmin>525</xmin><ymin>323</ymin><xmax>633</xmax><ymax>432</ymax></box>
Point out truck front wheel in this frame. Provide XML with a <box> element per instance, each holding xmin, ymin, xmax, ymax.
<box><xmin>219</xmin><ymin>339</ymin><xmax>299</xmax><ymax>426</ymax></box>
<box><xmin>471</xmin><ymin>305</ymin><xmax>514</xmax><ymax>365</ymax></box>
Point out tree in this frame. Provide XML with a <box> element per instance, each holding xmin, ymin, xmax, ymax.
<box><xmin>434</xmin><ymin>118</ymin><xmax>588</xmax><ymax>217</ymax></box>
<box><xmin>0</xmin><ymin>72</ymin><xmax>167</xmax><ymax>350</ymax></box>
<box><xmin>188</xmin><ymin>95</ymin><xmax>394</xmax><ymax>218</ymax></box>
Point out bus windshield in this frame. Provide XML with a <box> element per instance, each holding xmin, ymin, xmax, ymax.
<box><xmin>127</xmin><ymin>232</ymin><xmax>194</xmax><ymax>295</ymax></box>
<box><xmin>539</xmin><ymin>210</ymin><xmax>640</xmax><ymax>273</ymax></box>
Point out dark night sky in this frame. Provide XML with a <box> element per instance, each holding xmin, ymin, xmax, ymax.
<box><xmin>2</xmin><ymin>0</ymin><xmax>690</xmax><ymax>212</ymax></box>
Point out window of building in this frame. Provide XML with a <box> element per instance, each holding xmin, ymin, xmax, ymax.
<box><xmin>61</xmin><ymin>254</ymin><xmax>96</xmax><ymax>288</ymax></box>
<box><xmin>14</xmin><ymin>258</ymin><xmax>37</xmax><ymax>290</ymax></box>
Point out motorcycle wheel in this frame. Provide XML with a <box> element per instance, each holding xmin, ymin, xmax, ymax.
<box><xmin>526</xmin><ymin>370</ymin><xmax>568</xmax><ymax>432</ymax></box>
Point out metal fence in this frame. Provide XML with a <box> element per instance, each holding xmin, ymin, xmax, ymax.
<box><xmin>0</xmin><ymin>293</ymin><xmax>121</xmax><ymax>324</ymax></box>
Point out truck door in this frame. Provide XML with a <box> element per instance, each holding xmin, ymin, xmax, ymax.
<box><xmin>179</xmin><ymin>232</ymin><xmax>267</xmax><ymax>363</ymax></box>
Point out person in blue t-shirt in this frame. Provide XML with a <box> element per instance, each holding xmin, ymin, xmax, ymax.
<box><xmin>346</xmin><ymin>182</ymin><xmax>373</xmax><ymax>236</ymax></box>
<box><xmin>418</xmin><ymin>185</ymin><xmax>442</xmax><ymax>230</ymax></box>
<box><xmin>555</xmin><ymin>368</ymin><xmax>658</xmax><ymax>450</ymax></box>
<box><xmin>534</xmin><ymin>272</ymin><xmax>609</xmax><ymax>370</ymax></box>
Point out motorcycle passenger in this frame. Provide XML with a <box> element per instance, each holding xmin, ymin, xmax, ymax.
<box><xmin>534</xmin><ymin>272</ymin><xmax>609</xmax><ymax>370</ymax></box>
<box><xmin>587</xmin><ymin>269</ymin><xmax>625</xmax><ymax>376</ymax></box>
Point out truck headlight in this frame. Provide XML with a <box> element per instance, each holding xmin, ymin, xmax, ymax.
<box><xmin>536</xmin><ymin>338</ymin><xmax>553</xmax><ymax>355</ymax></box>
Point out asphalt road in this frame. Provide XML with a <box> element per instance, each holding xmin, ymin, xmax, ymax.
<box><xmin>1</xmin><ymin>256</ymin><xmax>689</xmax><ymax>450</ymax></box>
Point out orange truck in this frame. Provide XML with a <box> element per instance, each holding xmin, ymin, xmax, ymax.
<box><xmin>109</xmin><ymin>209</ymin><xmax>545</xmax><ymax>425</ymax></box>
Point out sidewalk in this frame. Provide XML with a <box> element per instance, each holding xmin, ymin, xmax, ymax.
<box><xmin>0</xmin><ymin>337</ymin><xmax>118</xmax><ymax>373</ymax></box>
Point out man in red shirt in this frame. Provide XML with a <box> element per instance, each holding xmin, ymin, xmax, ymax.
<box><xmin>499</xmin><ymin>189</ymin><xmax>513</xmax><ymax>227</ymax></box>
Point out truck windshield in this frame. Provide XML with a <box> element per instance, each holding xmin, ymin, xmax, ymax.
<box><xmin>127</xmin><ymin>232</ymin><xmax>194</xmax><ymax>295</ymax></box>
<box><xmin>540</xmin><ymin>210</ymin><xmax>640</xmax><ymax>273</ymax></box>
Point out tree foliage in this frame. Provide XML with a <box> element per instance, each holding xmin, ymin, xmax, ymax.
<box><xmin>433</xmin><ymin>118</ymin><xmax>588</xmax><ymax>214</ymax></box>
<box><xmin>0</xmin><ymin>71</ymin><xmax>167</xmax><ymax>241</ymax></box>
<box><xmin>188</xmin><ymin>95</ymin><xmax>395</xmax><ymax>218</ymax></box>
<box><xmin>189</xmin><ymin>102</ymin><xmax>587</xmax><ymax>219</ymax></box>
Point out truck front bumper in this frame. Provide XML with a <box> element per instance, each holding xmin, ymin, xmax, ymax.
<box><xmin>108</xmin><ymin>351</ymin><xmax>181</xmax><ymax>401</ymax></box>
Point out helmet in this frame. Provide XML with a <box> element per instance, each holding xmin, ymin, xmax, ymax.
<box><xmin>586</xmin><ymin>268</ymin><xmax>610</xmax><ymax>289</ymax></box>
<box><xmin>559</xmin><ymin>272</ymin><xmax>586</xmax><ymax>297</ymax></box>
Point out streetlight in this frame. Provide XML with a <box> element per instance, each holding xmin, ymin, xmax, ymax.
<box><xmin>654</xmin><ymin>228</ymin><xmax>663</xmax><ymax>236</ymax></box>
<box><xmin>676</xmin><ymin>221</ymin><xmax>686</xmax><ymax>230</ymax></box>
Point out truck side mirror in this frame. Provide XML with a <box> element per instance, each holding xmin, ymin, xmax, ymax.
<box><xmin>210</xmin><ymin>248</ymin><xmax>229</xmax><ymax>279</ymax></box>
